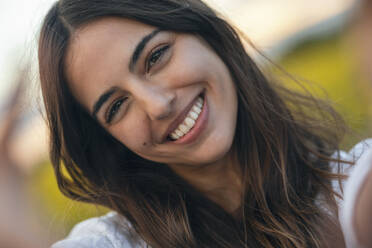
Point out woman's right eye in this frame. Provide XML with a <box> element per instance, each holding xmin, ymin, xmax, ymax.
<box><xmin>105</xmin><ymin>97</ymin><xmax>127</xmax><ymax>124</ymax></box>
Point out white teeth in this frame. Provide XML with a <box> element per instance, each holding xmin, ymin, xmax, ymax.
<box><xmin>175</xmin><ymin>130</ymin><xmax>183</xmax><ymax>137</ymax></box>
<box><xmin>185</xmin><ymin>117</ymin><xmax>195</xmax><ymax>127</ymax></box>
<box><xmin>169</xmin><ymin>96</ymin><xmax>204</xmax><ymax>140</ymax></box>
<box><xmin>179</xmin><ymin>124</ymin><xmax>189</xmax><ymax>133</ymax></box>
<box><xmin>192</xmin><ymin>105</ymin><xmax>201</xmax><ymax>114</ymax></box>
<box><xmin>189</xmin><ymin>111</ymin><xmax>199</xmax><ymax>120</ymax></box>
<box><xmin>170</xmin><ymin>133</ymin><xmax>179</xmax><ymax>140</ymax></box>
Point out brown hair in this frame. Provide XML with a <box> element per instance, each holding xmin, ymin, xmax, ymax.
<box><xmin>38</xmin><ymin>0</ymin><xmax>349</xmax><ymax>247</ymax></box>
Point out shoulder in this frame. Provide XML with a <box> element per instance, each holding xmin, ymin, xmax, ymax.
<box><xmin>51</xmin><ymin>212</ymin><xmax>146</xmax><ymax>248</ymax></box>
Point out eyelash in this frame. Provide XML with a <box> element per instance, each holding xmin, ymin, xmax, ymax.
<box><xmin>105</xmin><ymin>44</ymin><xmax>170</xmax><ymax>124</ymax></box>
<box><xmin>146</xmin><ymin>44</ymin><xmax>170</xmax><ymax>72</ymax></box>
<box><xmin>106</xmin><ymin>97</ymin><xmax>127</xmax><ymax>124</ymax></box>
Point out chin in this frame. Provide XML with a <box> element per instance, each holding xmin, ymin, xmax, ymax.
<box><xmin>192</xmin><ymin>137</ymin><xmax>235</xmax><ymax>166</ymax></box>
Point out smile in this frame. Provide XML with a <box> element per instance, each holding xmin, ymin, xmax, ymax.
<box><xmin>164</xmin><ymin>90</ymin><xmax>208</xmax><ymax>144</ymax></box>
<box><xmin>169</xmin><ymin>96</ymin><xmax>203</xmax><ymax>140</ymax></box>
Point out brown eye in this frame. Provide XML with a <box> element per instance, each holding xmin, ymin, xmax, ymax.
<box><xmin>146</xmin><ymin>44</ymin><xmax>170</xmax><ymax>72</ymax></box>
<box><xmin>106</xmin><ymin>97</ymin><xmax>127</xmax><ymax>124</ymax></box>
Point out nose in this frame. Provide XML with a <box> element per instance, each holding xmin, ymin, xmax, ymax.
<box><xmin>135</xmin><ymin>85</ymin><xmax>176</xmax><ymax>121</ymax></box>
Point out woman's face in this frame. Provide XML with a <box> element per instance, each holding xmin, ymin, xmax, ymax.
<box><xmin>66</xmin><ymin>17</ymin><xmax>238</xmax><ymax>167</ymax></box>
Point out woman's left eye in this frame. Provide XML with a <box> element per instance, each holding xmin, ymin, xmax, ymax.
<box><xmin>105</xmin><ymin>97</ymin><xmax>127</xmax><ymax>124</ymax></box>
<box><xmin>146</xmin><ymin>44</ymin><xmax>170</xmax><ymax>72</ymax></box>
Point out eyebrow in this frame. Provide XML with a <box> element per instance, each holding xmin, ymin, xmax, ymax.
<box><xmin>129</xmin><ymin>28</ymin><xmax>162</xmax><ymax>72</ymax></box>
<box><xmin>92</xmin><ymin>29</ymin><xmax>162</xmax><ymax>118</ymax></box>
<box><xmin>92</xmin><ymin>86</ymin><xmax>118</xmax><ymax>119</ymax></box>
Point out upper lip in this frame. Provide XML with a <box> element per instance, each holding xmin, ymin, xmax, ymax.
<box><xmin>161</xmin><ymin>93</ymin><xmax>202</xmax><ymax>143</ymax></box>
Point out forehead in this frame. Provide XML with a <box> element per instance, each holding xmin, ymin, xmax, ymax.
<box><xmin>65</xmin><ymin>17</ymin><xmax>154</xmax><ymax>111</ymax></box>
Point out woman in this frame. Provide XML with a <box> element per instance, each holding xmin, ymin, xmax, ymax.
<box><xmin>38</xmin><ymin>0</ymin><xmax>368</xmax><ymax>247</ymax></box>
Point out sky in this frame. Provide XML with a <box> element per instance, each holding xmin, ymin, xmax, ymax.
<box><xmin>0</xmin><ymin>0</ymin><xmax>358</xmax><ymax>168</ymax></box>
<box><xmin>0</xmin><ymin>0</ymin><xmax>55</xmax><ymax>103</ymax></box>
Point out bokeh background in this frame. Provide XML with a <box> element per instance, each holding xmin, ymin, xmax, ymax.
<box><xmin>0</xmin><ymin>0</ymin><xmax>371</xmax><ymax>246</ymax></box>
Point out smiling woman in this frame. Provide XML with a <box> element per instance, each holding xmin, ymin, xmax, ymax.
<box><xmin>38</xmin><ymin>0</ymin><xmax>360</xmax><ymax>248</ymax></box>
<box><xmin>65</xmin><ymin>18</ymin><xmax>237</xmax><ymax>167</ymax></box>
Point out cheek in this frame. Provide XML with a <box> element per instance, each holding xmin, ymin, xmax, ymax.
<box><xmin>165</xmin><ymin>57</ymin><xmax>208</xmax><ymax>87</ymax></box>
<box><xmin>165</xmin><ymin>42</ymin><xmax>214</xmax><ymax>86</ymax></box>
<box><xmin>110</xmin><ymin>117</ymin><xmax>150</xmax><ymax>153</ymax></box>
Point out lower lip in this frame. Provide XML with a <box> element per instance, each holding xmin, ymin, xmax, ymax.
<box><xmin>171</xmin><ymin>94</ymin><xmax>208</xmax><ymax>145</ymax></box>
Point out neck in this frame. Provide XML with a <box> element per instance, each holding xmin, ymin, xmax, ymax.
<box><xmin>169</xmin><ymin>150</ymin><xmax>243</xmax><ymax>214</ymax></box>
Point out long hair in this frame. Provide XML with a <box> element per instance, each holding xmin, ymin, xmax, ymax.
<box><xmin>38</xmin><ymin>0</ymin><xmax>349</xmax><ymax>247</ymax></box>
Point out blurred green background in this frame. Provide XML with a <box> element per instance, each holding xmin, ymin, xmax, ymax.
<box><xmin>277</xmin><ymin>31</ymin><xmax>372</xmax><ymax>146</ymax></box>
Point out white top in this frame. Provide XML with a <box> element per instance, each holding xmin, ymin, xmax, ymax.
<box><xmin>339</xmin><ymin>140</ymin><xmax>372</xmax><ymax>248</ymax></box>
<box><xmin>51</xmin><ymin>139</ymin><xmax>372</xmax><ymax>248</ymax></box>
<box><xmin>51</xmin><ymin>211</ymin><xmax>147</xmax><ymax>248</ymax></box>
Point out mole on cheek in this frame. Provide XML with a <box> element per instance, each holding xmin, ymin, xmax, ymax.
<box><xmin>143</xmin><ymin>142</ymin><xmax>147</xmax><ymax>146</ymax></box>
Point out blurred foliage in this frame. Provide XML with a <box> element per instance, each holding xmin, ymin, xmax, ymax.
<box><xmin>276</xmin><ymin>31</ymin><xmax>372</xmax><ymax>148</ymax></box>
<box><xmin>29</xmin><ymin>29</ymin><xmax>372</xmax><ymax>238</ymax></box>
<box><xmin>28</xmin><ymin>161</ymin><xmax>108</xmax><ymax>239</ymax></box>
